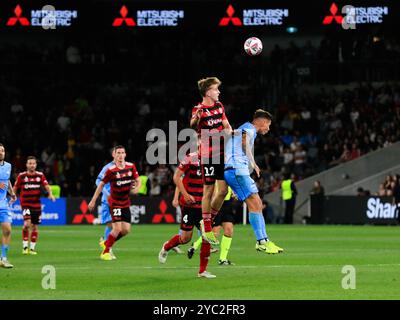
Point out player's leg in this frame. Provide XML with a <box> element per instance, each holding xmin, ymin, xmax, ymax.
<box><xmin>187</xmin><ymin>228</ymin><xmax>202</xmax><ymax>259</ymax></box>
<box><xmin>100</xmin><ymin>221</ymin><xmax>121</xmax><ymax>260</ymax></box>
<box><xmin>100</xmin><ymin>206</ymin><xmax>126</xmax><ymax>260</ymax></box>
<box><xmin>159</xmin><ymin>206</ymin><xmax>194</xmax><ymax>263</ymax></box>
<box><xmin>201</xmin><ymin>183</ymin><xmax>214</xmax><ymax>228</ymax></box>
<box><xmin>218</xmin><ymin>222</ymin><xmax>234</xmax><ymax>265</ymax></box>
<box><xmin>29</xmin><ymin>224</ymin><xmax>38</xmax><ymax>255</ymax></box>
<box><xmin>22</xmin><ymin>215</ymin><xmax>31</xmax><ymax>254</ymax></box>
<box><xmin>196</xmin><ymin>208</ymin><xmax>215</xmax><ymax>279</ymax></box>
<box><xmin>246</xmin><ymin>194</ymin><xmax>283</xmax><ymax>254</ymax></box>
<box><xmin>224</xmin><ymin>169</ymin><xmax>282</xmax><ymax>254</ymax></box>
<box><xmin>118</xmin><ymin>221</ymin><xmax>131</xmax><ymax>240</ymax></box>
<box><xmin>210</xmin><ymin>179</ymin><xmax>228</xmax><ymax>221</ymax></box>
<box><xmin>1</xmin><ymin>221</ymin><xmax>13</xmax><ymax>268</ymax></box>
<box><xmin>171</xmin><ymin>229</ymin><xmax>184</xmax><ymax>254</ymax></box>
<box><xmin>200</xmin><ymin>155</ymin><xmax>222</xmax><ymax>245</ymax></box>
<box><xmin>100</xmin><ymin>202</ymin><xmax>112</xmax><ymax>241</ymax></box>
<box><xmin>29</xmin><ymin>211</ymin><xmax>40</xmax><ymax>255</ymax></box>
<box><xmin>159</xmin><ymin>229</ymin><xmax>192</xmax><ymax>264</ymax></box>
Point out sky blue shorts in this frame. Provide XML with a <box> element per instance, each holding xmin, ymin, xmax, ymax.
<box><xmin>100</xmin><ymin>202</ymin><xmax>112</xmax><ymax>224</ymax></box>
<box><xmin>224</xmin><ymin>168</ymin><xmax>258</xmax><ymax>202</ymax></box>
<box><xmin>0</xmin><ymin>208</ymin><xmax>12</xmax><ymax>224</ymax></box>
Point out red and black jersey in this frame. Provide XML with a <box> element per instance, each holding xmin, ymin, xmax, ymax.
<box><xmin>191</xmin><ymin>102</ymin><xmax>227</xmax><ymax>159</ymax></box>
<box><xmin>102</xmin><ymin>162</ymin><xmax>139</xmax><ymax>209</ymax></box>
<box><xmin>177</xmin><ymin>153</ymin><xmax>203</xmax><ymax>209</ymax></box>
<box><xmin>14</xmin><ymin>171</ymin><xmax>49</xmax><ymax>210</ymax></box>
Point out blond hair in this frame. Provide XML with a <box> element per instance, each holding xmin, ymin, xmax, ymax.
<box><xmin>197</xmin><ymin>77</ymin><xmax>221</xmax><ymax>97</ymax></box>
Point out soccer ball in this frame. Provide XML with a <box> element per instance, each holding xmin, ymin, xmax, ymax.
<box><xmin>244</xmin><ymin>37</ymin><xmax>263</xmax><ymax>56</ymax></box>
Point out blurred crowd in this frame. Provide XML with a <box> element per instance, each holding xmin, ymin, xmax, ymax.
<box><xmin>374</xmin><ymin>174</ymin><xmax>400</xmax><ymax>197</ymax></box>
<box><xmin>2</xmin><ymin>80</ymin><xmax>399</xmax><ymax>198</ymax></box>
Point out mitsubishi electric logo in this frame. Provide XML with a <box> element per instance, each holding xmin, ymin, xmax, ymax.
<box><xmin>112</xmin><ymin>5</ymin><xmax>136</xmax><ymax>26</ymax></box>
<box><xmin>137</xmin><ymin>10</ymin><xmax>184</xmax><ymax>26</ymax></box>
<box><xmin>113</xmin><ymin>6</ymin><xmax>184</xmax><ymax>27</ymax></box>
<box><xmin>219</xmin><ymin>4</ymin><xmax>289</xmax><ymax>27</ymax></box>
<box><xmin>219</xmin><ymin>5</ymin><xmax>242</xmax><ymax>26</ymax></box>
<box><xmin>6</xmin><ymin>4</ymin><xmax>30</xmax><ymax>26</ymax></box>
<box><xmin>322</xmin><ymin>3</ymin><xmax>343</xmax><ymax>24</ymax></box>
<box><xmin>6</xmin><ymin>4</ymin><xmax>78</xmax><ymax>28</ymax></box>
<box><xmin>243</xmin><ymin>9</ymin><xmax>289</xmax><ymax>26</ymax></box>
<box><xmin>323</xmin><ymin>2</ymin><xmax>389</xmax><ymax>28</ymax></box>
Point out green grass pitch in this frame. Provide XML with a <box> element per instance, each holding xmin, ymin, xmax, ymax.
<box><xmin>1</xmin><ymin>224</ymin><xmax>399</xmax><ymax>300</ymax></box>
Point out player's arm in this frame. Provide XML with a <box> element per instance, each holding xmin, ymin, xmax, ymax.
<box><xmin>173</xmin><ymin>169</ymin><xmax>195</xmax><ymax>204</ymax></box>
<box><xmin>41</xmin><ymin>174</ymin><xmax>56</xmax><ymax>201</ymax></box>
<box><xmin>190</xmin><ymin>107</ymin><xmax>202</xmax><ymax>129</ymax></box>
<box><xmin>88</xmin><ymin>181</ymin><xmax>105</xmax><ymax>212</ymax></box>
<box><xmin>242</xmin><ymin>131</ymin><xmax>260</xmax><ymax>177</ymax></box>
<box><xmin>12</xmin><ymin>176</ymin><xmax>20</xmax><ymax>197</ymax></box>
<box><xmin>222</xmin><ymin>119</ymin><xmax>233</xmax><ymax>135</ymax></box>
<box><xmin>8</xmin><ymin>180</ymin><xmax>17</xmax><ymax>204</ymax></box>
<box><xmin>172</xmin><ymin>186</ymin><xmax>180</xmax><ymax>208</ymax></box>
<box><xmin>130</xmin><ymin>177</ymin><xmax>141</xmax><ymax>195</ymax></box>
<box><xmin>44</xmin><ymin>184</ymin><xmax>56</xmax><ymax>202</ymax></box>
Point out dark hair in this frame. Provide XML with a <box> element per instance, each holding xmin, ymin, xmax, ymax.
<box><xmin>0</xmin><ymin>143</ymin><xmax>3</xmax><ymax>148</ymax></box>
<box><xmin>113</xmin><ymin>145</ymin><xmax>125</xmax><ymax>152</ymax></box>
<box><xmin>253</xmin><ymin>109</ymin><xmax>272</xmax><ymax>120</ymax></box>
<box><xmin>26</xmin><ymin>156</ymin><xmax>37</xmax><ymax>162</ymax></box>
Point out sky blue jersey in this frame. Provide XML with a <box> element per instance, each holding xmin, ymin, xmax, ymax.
<box><xmin>96</xmin><ymin>161</ymin><xmax>114</xmax><ymax>203</ymax></box>
<box><xmin>0</xmin><ymin>161</ymin><xmax>12</xmax><ymax>210</ymax></box>
<box><xmin>225</xmin><ymin>122</ymin><xmax>257</xmax><ymax>172</ymax></box>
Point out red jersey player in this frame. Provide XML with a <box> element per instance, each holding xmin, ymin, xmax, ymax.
<box><xmin>158</xmin><ymin>151</ymin><xmax>216</xmax><ymax>278</ymax></box>
<box><xmin>13</xmin><ymin>156</ymin><xmax>55</xmax><ymax>255</ymax></box>
<box><xmin>190</xmin><ymin>77</ymin><xmax>232</xmax><ymax>246</ymax></box>
<box><xmin>88</xmin><ymin>145</ymin><xmax>141</xmax><ymax>261</ymax></box>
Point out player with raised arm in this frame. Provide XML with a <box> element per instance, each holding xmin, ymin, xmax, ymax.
<box><xmin>0</xmin><ymin>143</ymin><xmax>17</xmax><ymax>268</ymax></box>
<box><xmin>13</xmin><ymin>156</ymin><xmax>55</xmax><ymax>255</ymax></box>
<box><xmin>159</xmin><ymin>151</ymin><xmax>216</xmax><ymax>278</ymax></box>
<box><xmin>190</xmin><ymin>77</ymin><xmax>232</xmax><ymax>246</ymax></box>
<box><xmin>88</xmin><ymin>146</ymin><xmax>141</xmax><ymax>261</ymax></box>
<box><xmin>224</xmin><ymin>110</ymin><xmax>283</xmax><ymax>254</ymax></box>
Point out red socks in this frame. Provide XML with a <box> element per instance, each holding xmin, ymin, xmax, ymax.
<box><xmin>199</xmin><ymin>241</ymin><xmax>211</xmax><ymax>274</ymax></box>
<box><xmin>202</xmin><ymin>213</ymin><xmax>212</xmax><ymax>232</ymax></box>
<box><xmin>104</xmin><ymin>234</ymin><xmax>117</xmax><ymax>253</ymax></box>
<box><xmin>164</xmin><ymin>234</ymin><xmax>182</xmax><ymax>251</ymax></box>
<box><xmin>30</xmin><ymin>230</ymin><xmax>38</xmax><ymax>243</ymax></box>
<box><xmin>22</xmin><ymin>227</ymin><xmax>29</xmax><ymax>241</ymax></box>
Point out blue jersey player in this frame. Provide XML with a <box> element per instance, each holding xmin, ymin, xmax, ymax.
<box><xmin>0</xmin><ymin>143</ymin><xmax>17</xmax><ymax>268</ymax></box>
<box><xmin>224</xmin><ymin>110</ymin><xmax>283</xmax><ymax>254</ymax></box>
<box><xmin>96</xmin><ymin>147</ymin><xmax>117</xmax><ymax>259</ymax></box>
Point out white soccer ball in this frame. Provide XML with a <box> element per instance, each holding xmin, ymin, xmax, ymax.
<box><xmin>244</xmin><ymin>37</ymin><xmax>263</xmax><ymax>56</ymax></box>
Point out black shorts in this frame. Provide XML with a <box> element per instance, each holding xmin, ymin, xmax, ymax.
<box><xmin>22</xmin><ymin>208</ymin><xmax>42</xmax><ymax>225</ymax></box>
<box><xmin>213</xmin><ymin>206</ymin><xmax>236</xmax><ymax>227</ymax></box>
<box><xmin>180</xmin><ymin>206</ymin><xmax>202</xmax><ymax>231</ymax></box>
<box><xmin>201</xmin><ymin>154</ymin><xmax>225</xmax><ymax>185</ymax></box>
<box><xmin>111</xmin><ymin>207</ymin><xmax>131</xmax><ymax>223</ymax></box>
